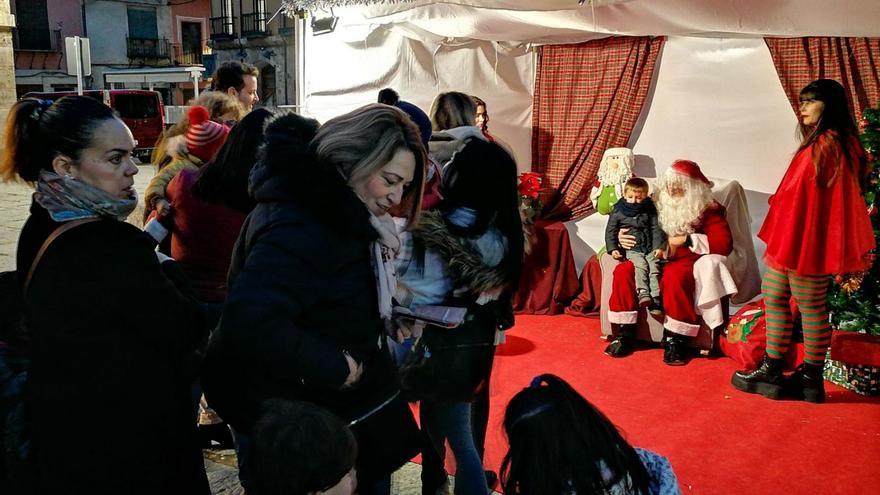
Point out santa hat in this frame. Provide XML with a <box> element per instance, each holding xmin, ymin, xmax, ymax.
<box><xmin>667</xmin><ymin>159</ymin><xmax>713</xmax><ymax>187</ymax></box>
<box><xmin>185</xmin><ymin>106</ymin><xmax>229</xmax><ymax>162</ymax></box>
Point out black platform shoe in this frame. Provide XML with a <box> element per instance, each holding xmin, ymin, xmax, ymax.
<box><xmin>784</xmin><ymin>362</ymin><xmax>826</xmax><ymax>403</ymax></box>
<box><xmin>605</xmin><ymin>325</ymin><xmax>635</xmax><ymax>358</ymax></box>
<box><xmin>731</xmin><ymin>354</ymin><xmax>785</xmax><ymax>399</ymax></box>
<box><xmin>663</xmin><ymin>334</ymin><xmax>687</xmax><ymax>366</ymax></box>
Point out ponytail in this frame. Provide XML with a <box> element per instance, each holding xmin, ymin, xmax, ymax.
<box><xmin>1</xmin><ymin>98</ymin><xmax>52</xmax><ymax>182</ymax></box>
<box><xmin>1</xmin><ymin>96</ymin><xmax>117</xmax><ymax>183</ymax></box>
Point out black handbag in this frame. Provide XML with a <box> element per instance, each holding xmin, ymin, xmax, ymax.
<box><xmin>399</xmin><ymin>307</ymin><xmax>497</xmax><ymax>403</ymax></box>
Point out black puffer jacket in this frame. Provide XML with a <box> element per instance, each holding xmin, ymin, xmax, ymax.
<box><xmin>203</xmin><ymin>114</ymin><xmax>421</xmax><ymax>487</ymax></box>
<box><xmin>202</xmin><ymin>114</ymin><xmax>400</xmax><ymax>431</ymax></box>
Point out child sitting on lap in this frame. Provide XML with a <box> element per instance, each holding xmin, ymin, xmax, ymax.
<box><xmin>605</xmin><ymin>177</ymin><xmax>665</xmax><ymax>314</ymax></box>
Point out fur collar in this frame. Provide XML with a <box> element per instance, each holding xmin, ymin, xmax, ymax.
<box><xmin>412</xmin><ymin>210</ymin><xmax>508</xmax><ymax>293</ymax></box>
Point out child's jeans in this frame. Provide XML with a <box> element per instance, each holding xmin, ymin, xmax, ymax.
<box><xmin>626</xmin><ymin>250</ymin><xmax>660</xmax><ymax>299</ymax></box>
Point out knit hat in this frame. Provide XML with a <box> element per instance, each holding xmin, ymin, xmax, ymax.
<box><xmin>667</xmin><ymin>159</ymin><xmax>713</xmax><ymax>187</ymax></box>
<box><xmin>395</xmin><ymin>100</ymin><xmax>432</xmax><ymax>148</ymax></box>
<box><xmin>185</xmin><ymin>106</ymin><xmax>230</xmax><ymax>162</ymax></box>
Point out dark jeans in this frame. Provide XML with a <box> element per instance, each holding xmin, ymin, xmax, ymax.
<box><xmin>420</xmin><ymin>400</ymin><xmax>488</xmax><ymax>495</ymax></box>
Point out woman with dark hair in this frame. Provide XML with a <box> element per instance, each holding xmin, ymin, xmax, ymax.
<box><xmin>731</xmin><ymin>79</ymin><xmax>874</xmax><ymax>403</ymax></box>
<box><xmin>501</xmin><ymin>374</ymin><xmax>680</xmax><ymax>495</ymax></box>
<box><xmin>160</xmin><ymin>108</ymin><xmax>274</xmax><ymax>303</ymax></box>
<box><xmin>156</xmin><ymin>108</ymin><xmax>274</xmax><ymax>448</ymax></box>
<box><xmin>203</xmin><ymin>105</ymin><xmax>425</xmax><ymax>494</ymax></box>
<box><xmin>395</xmin><ymin>138</ymin><xmax>524</xmax><ymax>495</ymax></box>
<box><xmin>1</xmin><ymin>96</ymin><xmax>209</xmax><ymax>492</ymax></box>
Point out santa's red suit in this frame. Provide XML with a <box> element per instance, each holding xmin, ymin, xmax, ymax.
<box><xmin>608</xmin><ymin>169</ymin><xmax>734</xmax><ymax>336</ymax></box>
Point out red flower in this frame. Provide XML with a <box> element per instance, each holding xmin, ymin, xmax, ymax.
<box><xmin>519</xmin><ymin>172</ymin><xmax>542</xmax><ymax>199</ymax></box>
<box><xmin>859</xmin><ymin>117</ymin><xmax>869</xmax><ymax>131</ymax></box>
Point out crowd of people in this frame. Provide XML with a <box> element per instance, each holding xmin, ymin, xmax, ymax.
<box><xmin>0</xmin><ymin>66</ymin><xmax>873</xmax><ymax>495</ymax></box>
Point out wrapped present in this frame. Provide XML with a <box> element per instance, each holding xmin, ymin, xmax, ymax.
<box><xmin>823</xmin><ymin>359</ymin><xmax>880</xmax><ymax>396</ymax></box>
<box><xmin>719</xmin><ymin>300</ymin><xmax>799</xmax><ymax>370</ymax></box>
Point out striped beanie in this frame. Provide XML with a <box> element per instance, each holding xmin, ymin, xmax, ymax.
<box><xmin>185</xmin><ymin>106</ymin><xmax>230</xmax><ymax>162</ymax></box>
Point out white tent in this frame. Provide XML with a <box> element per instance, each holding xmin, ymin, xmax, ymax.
<box><xmin>287</xmin><ymin>0</ymin><xmax>880</xmax><ymax>271</ymax></box>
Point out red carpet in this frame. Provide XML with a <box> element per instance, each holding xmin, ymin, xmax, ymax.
<box><xmin>473</xmin><ymin>315</ymin><xmax>880</xmax><ymax>494</ymax></box>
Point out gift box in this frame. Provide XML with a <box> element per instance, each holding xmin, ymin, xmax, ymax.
<box><xmin>823</xmin><ymin>331</ymin><xmax>880</xmax><ymax>396</ymax></box>
<box><xmin>823</xmin><ymin>359</ymin><xmax>880</xmax><ymax>396</ymax></box>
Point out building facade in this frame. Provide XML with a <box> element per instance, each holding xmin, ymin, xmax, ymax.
<box><xmin>209</xmin><ymin>0</ymin><xmax>297</xmax><ymax>106</ymax></box>
<box><xmin>12</xmin><ymin>0</ymin><xmax>83</xmax><ymax>96</ymax></box>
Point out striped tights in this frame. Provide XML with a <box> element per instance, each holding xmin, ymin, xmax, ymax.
<box><xmin>762</xmin><ymin>267</ymin><xmax>832</xmax><ymax>366</ymax></box>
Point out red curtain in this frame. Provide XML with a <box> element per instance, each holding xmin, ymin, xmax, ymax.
<box><xmin>532</xmin><ymin>36</ymin><xmax>664</xmax><ymax>220</ymax></box>
<box><xmin>765</xmin><ymin>37</ymin><xmax>880</xmax><ymax>119</ymax></box>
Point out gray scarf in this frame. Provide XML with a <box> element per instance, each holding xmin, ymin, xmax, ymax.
<box><xmin>34</xmin><ymin>170</ymin><xmax>137</xmax><ymax>222</ymax></box>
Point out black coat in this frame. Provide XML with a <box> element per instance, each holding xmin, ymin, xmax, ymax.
<box><xmin>604</xmin><ymin>198</ymin><xmax>666</xmax><ymax>254</ymax></box>
<box><xmin>17</xmin><ymin>203</ymin><xmax>209</xmax><ymax>494</ymax></box>
<box><xmin>202</xmin><ymin>152</ymin><xmax>421</xmax><ymax>486</ymax></box>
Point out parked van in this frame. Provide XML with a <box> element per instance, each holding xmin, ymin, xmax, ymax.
<box><xmin>22</xmin><ymin>90</ymin><xmax>165</xmax><ymax>159</ymax></box>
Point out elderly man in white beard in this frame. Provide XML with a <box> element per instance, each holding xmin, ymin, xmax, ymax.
<box><xmin>607</xmin><ymin>160</ymin><xmax>733</xmax><ymax>365</ymax></box>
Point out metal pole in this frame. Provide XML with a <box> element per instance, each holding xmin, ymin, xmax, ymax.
<box><xmin>193</xmin><ymin>71</ymin><xmax>200</xmax><ymax>99</ymax></box>
<box><xmin>74</xmin><ymin>36</ymin><xmax>84</xmax><ymax>95</ymax></box>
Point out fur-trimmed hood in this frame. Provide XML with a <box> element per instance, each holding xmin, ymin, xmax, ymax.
<box><xmin>412</xmin><ymin>210</ymin><xmax>508</xmax><ymax>293</ymax></box>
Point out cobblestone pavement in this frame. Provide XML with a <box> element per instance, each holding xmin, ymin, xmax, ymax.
<box><xmin>0</xmin><ymin>163</ymin><xmax>156</xmax><ymax>271</ymax></box>
<box><xmin>0</xmin><ymin>163</ymin><xmax>499</xmax><ymax>495</ymax></box>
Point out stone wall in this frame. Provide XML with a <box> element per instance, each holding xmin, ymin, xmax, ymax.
<box><xmin>0</xmin><ymin>0</ymin><xmax>16</xmax><ymax>143</ymax></box>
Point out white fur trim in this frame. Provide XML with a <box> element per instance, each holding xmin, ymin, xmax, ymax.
<box><xmin>608</xmin><ymin>310</ymin><xmax>638</xmax><ymax>324</ymax></box>
<box><xmin>689</xmin><ymin>233</ymin><xmax>710</xmax><ymax>255</ymax></box>
<box><xmin>694</xmin><ymin>254</ymin><xmax>738</xmax><ymax>329</ymax></box>
<box><xmin>664</xmin><ymin>315</ymin><xmax>701</xmax><ymax>337</ymax></box>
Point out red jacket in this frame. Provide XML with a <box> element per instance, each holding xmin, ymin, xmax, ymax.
<box><xmin>165</xmin><ymin>168</ymin><xmax>247</xmax><ymax>302</ymax></box>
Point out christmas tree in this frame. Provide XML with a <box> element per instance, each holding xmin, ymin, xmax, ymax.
<box><xmin>827</xmin><ymin>107</ymin><xmax>880</xmax><ymax>335</ymax></box>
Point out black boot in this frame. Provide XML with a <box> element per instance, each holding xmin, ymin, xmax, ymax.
<box><xmin>662</xmin><ymin>333</ymin><xmax>688</xmax><ymax>366</ymax></box>
<box><xmin>784</xmin><ymin>362</ymin><xmax>826</xmax><ymax>403</ymax></box>
<box><xmin>731</xmin><ymin>354</ymin><xmax>785</xmax><ymax>399</ymax></box>
<box><xmin>605</xmin><ymin>324</ymin><xmax>635</xmax><ymax>358</ymax></box>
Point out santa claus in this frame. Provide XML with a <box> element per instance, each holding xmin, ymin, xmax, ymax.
<box><xmin>606</xmin><ymin>160</ymin><xmax>734</xmax><ymax>365</ymax></box>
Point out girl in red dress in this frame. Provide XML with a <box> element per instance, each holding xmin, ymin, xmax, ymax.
<box><xmin>732</xmin><ymin>79</ymin><xmax>874</xmax><ymax>403</ymax></box>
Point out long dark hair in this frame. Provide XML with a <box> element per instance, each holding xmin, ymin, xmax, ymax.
<box><xmin>501</xmin><ymin>374</ymin><xmax>651</xmax><ymax>495</ymax></box>
<box><xmin>797</xmin><ymin>79</ymin><xmax>867</xmax><ymax>189</ymax></box>
<box><xmin>192</xmin><ymin>108</ymin><xmax>274</xmax><ymax>212</ymax></box>
<box><xmin>2</xmin><ymin>96</ymin><xmax>117</xmax><ymax>182</ymax></box>
<box><xmin>440</xmin><ymin>139</ymin><xmax>524</xmax><ymax>290</ymax></box>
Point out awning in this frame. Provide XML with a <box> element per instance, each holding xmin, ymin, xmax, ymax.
<box><xmin>103</xmin><ymin>66</ymin><xmax>205</xmax><ymax>85</ymax></box>
<box><xmin>103</xmin><ymin>66</ymin><xmax>206</xmax><ymax>97</ymax></box>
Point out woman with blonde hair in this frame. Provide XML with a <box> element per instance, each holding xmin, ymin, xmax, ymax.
<box><xmin>428</xmin><ymin>92</ymin><xmax>484</xmax><ymax>166</ymax></box>
<box><xmin>203</xmin><ymin>104</ymin><xmax>425</xmax><ymax>494</ymax></box>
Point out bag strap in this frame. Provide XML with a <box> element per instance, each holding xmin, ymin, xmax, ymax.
<box><xmin>24</xmin><ymin>218</ymin><xmax>101</xmax><ymax>293</ymax></box>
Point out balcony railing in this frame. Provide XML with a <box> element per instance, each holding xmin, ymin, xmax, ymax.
<box><xmin>241</xmin><ymin>12</ymin><xmax>270</xmax><ymax>37</ymax></box>
<box><xmin>174</xmin><ymin>44</ymin><xmax>204</xmax><ymax>66</ymax></box>
<box><xmin>12</xmin><ymin>28</ymin><xmax>63</xmax><ymax>52</ymax></box>
<box><xmin>210</xmin><ymin>16</ymin><xmax>236</xmax><ymax>40</ymax></box>
<box><xmin>127</xmin><ymin>37</ymin><xmax>173</xmax><ymax>60</ymax></box>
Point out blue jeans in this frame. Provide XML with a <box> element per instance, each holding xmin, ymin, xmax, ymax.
<box><xmin>420</xmin><ymin>400</ymin><xmax>488</xmax><ymax>495</ymax></box>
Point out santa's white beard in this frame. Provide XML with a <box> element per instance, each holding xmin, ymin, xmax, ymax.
<box><xmin>656</xmin><ymin>178</ymin><xmax>714</xmax><ymax>236</ymax></box>
<box><xmin>597</xmin><ymin>165</ymin><xmax>631</xmax><ymax>186</ymax></box>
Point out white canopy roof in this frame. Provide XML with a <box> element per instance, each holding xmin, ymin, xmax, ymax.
<box><xmin>285</xmin><ymin>0</ymin><xmax>880</xmax><ymax>44</ymax></box>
